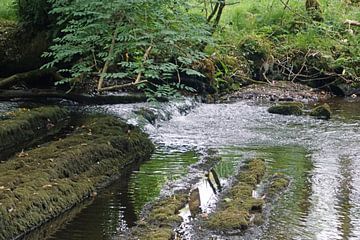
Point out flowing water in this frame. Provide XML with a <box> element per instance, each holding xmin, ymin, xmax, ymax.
<box><xmin>150</xmin><ymin>98</ymin><xmax>360</xmax><ymax>240</ymax></box>
<box><xmin>2</xmin><ymin>97</ymin><xmax>360</xmax><ymax>239</ymax></box>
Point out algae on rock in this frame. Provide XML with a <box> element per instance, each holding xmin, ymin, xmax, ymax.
<box><xmin>130</xmin><ymin>194</ymin><xmax>188</xmax><ymax>240</ymax></box>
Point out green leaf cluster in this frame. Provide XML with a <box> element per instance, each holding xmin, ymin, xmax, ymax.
<box><xmin>44</xmin><ymin>0</ymin><xmax>212</xmax><ymax>95</ymax></box>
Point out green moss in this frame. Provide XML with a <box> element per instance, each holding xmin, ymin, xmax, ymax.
<box><xmin>131</xmin><ymin>194</ymin><xmax>187</xmax><ymax>239</ymax></box>
<box><xmin>0</xmin><ymin>106</ymin><xmax>70</xmax><ymax>160</ymax></box>
<box><xmin>205</xmin><ymin>159</ymin><xmax>266</xmax><ymax>231</ymax></box>
<box><xmin>0</xmin><ymin>114</ymin><xmax>154</xmax><ymax>240</ymax></box>
<box><xmin>267</xmin><ymin>173</ymin><xmax>290</xmax><ymax>198</ymax></box>
<box><xmin>206</xmin><ymin>210</ymin><xmax>250</xmax><ymax>230</ymax></box>
<box><xmin>310</xmin><ymin>103</ymin><xmax>331</xmax><ymax>120</ymax></box>
<box><xmin>268</xmin><ymin>102</ymin><xmax>304</xmax><ymax>116</ymax></box>
<box><xmin>131</xmin><ymin>225</ymin><xmax>173</xmax><ymax>240</ymax></box>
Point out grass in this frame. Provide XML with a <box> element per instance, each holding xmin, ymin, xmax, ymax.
<box><xmin>0</xmin><ymin>0</ymin><xmax>16</xmax><ymax>21</ymax></box>
<box><xmin>208</xmin><ymin>0</ymin><xmax>360</xmax><ymax>85</ymax></box>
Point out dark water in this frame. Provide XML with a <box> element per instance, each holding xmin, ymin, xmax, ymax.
<box><xmin>3</xmin><ymin>97</ymin><xmax>360</xmax><ymax>239</ymax></box>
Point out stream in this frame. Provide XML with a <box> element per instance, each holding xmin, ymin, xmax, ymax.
<box><xmin>4</xmin><ymin>97</ymin><xmax>360</xmax><ymax>239</ymax></box>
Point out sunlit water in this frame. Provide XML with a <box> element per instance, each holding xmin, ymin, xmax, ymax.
<box><xmin>2</xmin><ymin>97</ymin><xmax>360</xmax><ymax>239</ymax></box>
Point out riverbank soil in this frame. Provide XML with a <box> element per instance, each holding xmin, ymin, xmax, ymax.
<box><xmin>0</xmin><ymin>111</ymin><xmax>154</xmax><ymax>240</ymax></box>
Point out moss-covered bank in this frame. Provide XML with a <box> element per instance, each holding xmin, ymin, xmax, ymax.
<box><xmin>0</xmin><ymin>114</ymin><xmax>154</xmax><ymax>240</ymax></box>
<box><xmin>0</xmin><ymin>106</ymin><xmax>70</xmax><ymax>161</ymax></box>
<box><xmin>204</xmin><ymin>159</ymin><xmax>266</xmax><ymax>231</ymax></box>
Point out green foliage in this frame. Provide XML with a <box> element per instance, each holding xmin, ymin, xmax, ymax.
<box><xmin>44</xmin><ymin>0</ymin><xmax>212</xmax><ymax>96</ymax></box>
<box><xmin>212</xmin><ymin>0</ymin><xmax>360</xmax><ymax>84</ymax></box>
<box><xmin>0</xmin><ymin>0</ymin><xmax>16</xmax><ymax>21</ymax></box>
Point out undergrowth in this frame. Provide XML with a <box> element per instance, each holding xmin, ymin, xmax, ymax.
<box><xmin>0</xmin><ymin>0</ymin><xmax>16</xmax><ymax>21</ymax></box>
<box><xmin>209</xmin><ymin>0</ymin><xmax>360</xmax><ymax>91</ymax></box>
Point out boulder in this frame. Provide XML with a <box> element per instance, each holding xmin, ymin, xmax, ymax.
<box><xmin>268</xmin><ymin>102</ymin><xmax>304</xmax><ymax>116</ymax></box>
<box><xmin>310</xmin><ymin>103</ymin><xmax>331</xmax><ymax>120</ymax></box>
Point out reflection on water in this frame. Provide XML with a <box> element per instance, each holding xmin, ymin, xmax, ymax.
<box><xmin>128</xmin><ymin>149</ymin><xmax>198</xmax><ymax>215</ymax></box>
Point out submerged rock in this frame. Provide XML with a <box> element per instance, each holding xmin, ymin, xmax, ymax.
<box><xmin>310</xmin><ymin>103</ymin><xmax>331</xmax><ymax>120</ymax></box>
<box><xmin>0</xmin><ymin>114</ymin><xmax>154</xmax><ymax>240</ymax></box>
<box><xmin>268</xmin><ymin>102</ymin><xmax>304</xmax><ymax>116</ymax></box>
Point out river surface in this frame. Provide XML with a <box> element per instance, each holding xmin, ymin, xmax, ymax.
<box><xmin>6</xmin><ymin>97</ymin><xmax>360</xmax><ymax>239</ymax></box>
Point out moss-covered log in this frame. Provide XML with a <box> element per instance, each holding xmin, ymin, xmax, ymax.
<box><xmin>0</xmin><ymin>106</ymin><xmax>70</xmax><ymax>161</ymax></box>
<box><xmin>0</xmin><ymin>114</ymin><xmax>154</xmax><ymax>240</ymax></box>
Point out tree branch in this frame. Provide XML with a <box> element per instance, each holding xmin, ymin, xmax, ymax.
<box><xmin>97</xmin><ymin>29</ymin><xmax>118</xmax><ymax>90</ymax></box>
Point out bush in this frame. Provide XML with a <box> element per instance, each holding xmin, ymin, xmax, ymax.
<box><xmin>43</xmin><ymin>0</ymin><xmax>212</xmax><ymax>97</ymax></box>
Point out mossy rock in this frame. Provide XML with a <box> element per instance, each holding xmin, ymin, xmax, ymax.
<box><xmin>0</xmin><ymin>106</ymin><xmax>70</xmax><ymax>161</ymax></box>
<box><xmin>268</xmin><ymin>102</ymin><xmax>304</xmax><ymax>116</ymax></box>
<box><xmin>130</xmin><ymin>194</ymin><xmax>187</xmax><ymax>239</ymax></box>
<box><xmin>135</xmin><ymin>107</ymin><xmax>157</xmax><ymax>125</ymax></box>
<box><xmin>204</xmin><ymin>159</ymin><xmax>266</xmax><ymax>232</ymax></box>
<box><xmin>0</xmin><ymin>114</ymin><xmax>154</xmax><ymax>240</ymax></box>
<box><xmin>267</xmin><ymin>173</ymin><xmax>290</xmax><ymax>198</ymax></box>
<box><xmin>206</xmin><ymin>210</ymin><xmax>250</xmax><ymax>231</ymax></box>
<box><xmin>309</xmin><ymin>103</ymin><xmax>331</xmax><ymax>120</ymax></box>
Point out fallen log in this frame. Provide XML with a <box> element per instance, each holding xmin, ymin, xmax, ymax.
<box><xmin>0</xmin><ymin>89</ymin><xmax>149</xmax><ymax>104</ymax></box>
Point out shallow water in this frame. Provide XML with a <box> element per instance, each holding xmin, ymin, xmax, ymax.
<box><xmin>151</xmin><ymin>98</ymin><xmax>360</xmax><ymax>239</ymax></box>
<box><xmin>3</xmin><ymin>97</ymin><xmax>360</xmax><ymax>239</ymax></box>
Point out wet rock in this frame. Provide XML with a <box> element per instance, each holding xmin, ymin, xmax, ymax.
<box><xmin>189</xmin><ymin>188</ymin><xmax>201</xmax><ymax>216</ymax></box>
<box><xmin>310</xmin><ymin>103</ymin><xmax>331</xmax><ymax>120</ymax></box>
<box><xmin>268</xmin><ymin>102</ymin><xmax>304</xmax><ymax>116</ymax></box>
<box><xmin>135</xmin><ymin>107</ymin><xmax>157</xmax><ymax>125</ymax></box>
<box><xmin>0</xmin><ymin>114</ymin><xmax>154</xmax><ymax>240</ymax></box>
<box><xmin>220</xmin><ymin>81</ymin><xmax>330</xmax><ymax>103</ymax></box>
